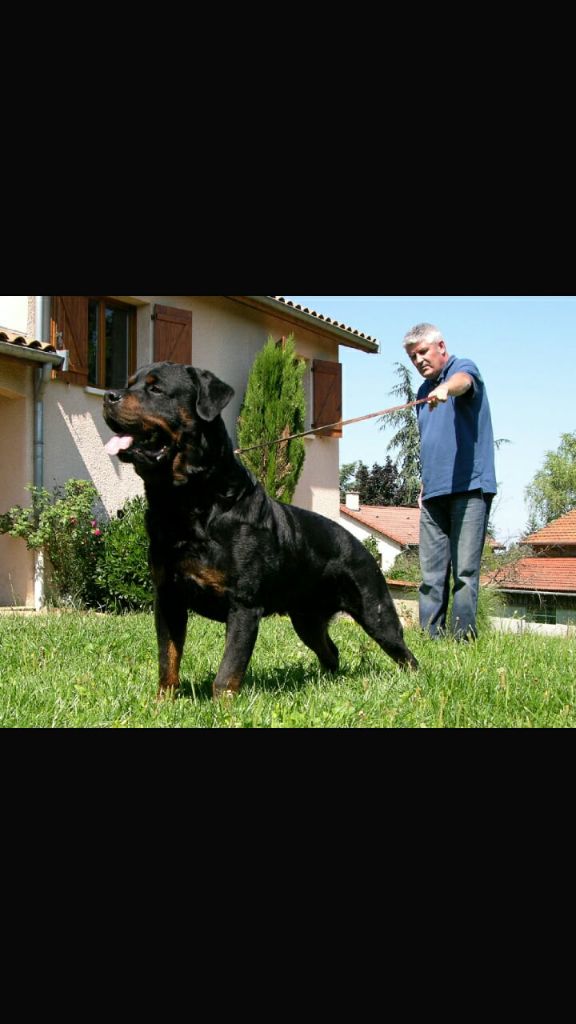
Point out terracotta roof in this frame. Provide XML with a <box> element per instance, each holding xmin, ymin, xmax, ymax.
<box><xmin>341</xmin><ymin>502</ymin><xmax>504</xmax><ymax>550</ymax></box>
<box><xmin>270</xmin><ymin>297</ymin><xmax>380</xmax><ymax>347</ymax></box>
<box><xmin>484</xmin><ymin>557</ymin><xmax>576</xmax><ymax>593</ymax></box>
<box><xmin>341</xmin><ymin>504</ymin><xmax>420</xmax><ymax>546</ymax></box>
<box><xmin>524</xmin><ymin>508</ymin><xmax>576</xmax><ymax>546</ymax></box>
<box><xmin>0</xmin><ymin>327</ymin><xmax>57</xmax><ymax>354</ymax></box>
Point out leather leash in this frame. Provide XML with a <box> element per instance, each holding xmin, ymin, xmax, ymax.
<box><xmin>234</xmin><ymin>398</ymin><xmax>427</xmax><ymax>456</ymax></box>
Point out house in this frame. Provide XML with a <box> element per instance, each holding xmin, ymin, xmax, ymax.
<box><xmin>0</xmin><ymin>295</ymin><xmax>379</xmax><ymax>609</ymax></box>
<box><xmin>339</xmin><ymin>493</ymin><xmax>419</xmax><ymax>571</ymax></box>
<box><xmin>483</xmin><ymin>508</ymin><xmax>576</xmax><ymax>625</ymax></box>
<box><xmin>341</xmin><ymin>493</ymin><xmax>504</xmax><ymax>572</ymax></box>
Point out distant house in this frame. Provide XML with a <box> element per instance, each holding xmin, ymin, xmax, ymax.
<box><xmin>484</xmin><ymin>508</ymin><xmax>576</xmax><ymax>625</ymax></box>
<box><xmin>340</xmin><ymin>494</ymin><xmax>419</xmax><ymax>571</ymax></box>
<box><xmin>523</xmin><ymin>509</ymin><xmax>576</xmax><ymax>556</ymax></box>
<box><xmin>0</xmin><ymin>295</ymin><xmax>379</xmax><ymax>608</ymax></box>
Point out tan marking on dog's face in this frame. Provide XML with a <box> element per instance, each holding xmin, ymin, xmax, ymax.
<box><xmin>112</xmin><ymin>395</ymin><xmax>180</xmax><ymax>439</ymax></box>
<box><xmin>177</xmin><ymin>406</ymin><xmax>196</xmax><ymax>427</ymax></box>
<box><xmin>119</xmin><ymin>392</ymin><xmax>141</xmax><ymax>411</ymax></box>
<box><xmin>139</xmin><ymin>414</ymin><xmax>179</xmax><ymax>440</ymax></box>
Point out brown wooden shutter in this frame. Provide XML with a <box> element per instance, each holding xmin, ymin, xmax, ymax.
<box><xmin>312</xmin><ymin>359</ymin><xmax>342</xmax><ymax>437</ymax></box>
<box><xmin>153</xmin><ymin>304</ymin><xmax>192</xmax><ymax>363</ymax></box>
<box><xmin>51</xmin><ymin>296</ymin><xmax>89</xmax><ymax>386</ymax></box>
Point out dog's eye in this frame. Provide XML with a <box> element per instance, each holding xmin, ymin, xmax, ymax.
<box><xmin>148</xmin><ymin>385</ymin><xmax>163</xmax><ymax>395</ymax></box>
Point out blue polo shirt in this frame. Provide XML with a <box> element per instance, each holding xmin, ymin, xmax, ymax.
<box><xmin>415</xmin><ymin>355</ymin><xmax>497</xmax><ymax>500</ymax></box>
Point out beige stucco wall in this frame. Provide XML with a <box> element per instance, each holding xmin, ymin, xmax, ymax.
<box><xmin>339</xmin><ymin>512</ymin><xmax>403</xmax><ymax>571</ymax></box>
<box><xmin>1</xmin><ymin>294</ymin><xmax>366</xmax><ymax>606</ymax></box>
<box><xmin>43</xmin><ymin>382</ymin><xmax>144</xmax><ymax>517</ymax></box>
<box><xmin>0</xmin><ymin>361</ymin><xmax>35</xmax><ymax>605</ymax></box>
<box><xmin>49</xmin><ymin>295</ymin><xmax>345</xmax><ymax>521</ymax></box>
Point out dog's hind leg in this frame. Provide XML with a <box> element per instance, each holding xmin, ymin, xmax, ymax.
<box><xmin>289</xmin><ymin>613</ymin><xmax>340</xmax><ymax>673</ymax></box>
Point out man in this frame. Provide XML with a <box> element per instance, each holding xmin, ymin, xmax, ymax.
<box><xmin>403</xmin><ymin>323</ymin><xmax>496</xmax><ymax>639</ymax></box>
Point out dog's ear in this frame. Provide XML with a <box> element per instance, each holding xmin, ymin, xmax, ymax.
<box><xmin>186</xmin><ymin>367</ymin><xmax>234</xmax><ymax>421</ymax></box>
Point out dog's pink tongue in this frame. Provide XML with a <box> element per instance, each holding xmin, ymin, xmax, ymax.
<box><xmin>104</xmin><ymin>435</ymin><xmax>134</xmax><ymax>456</ymax></box>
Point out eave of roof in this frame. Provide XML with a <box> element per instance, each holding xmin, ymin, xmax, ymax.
<box><xmin>225</xmin><ymin>296</ymin><xmax>380</xmax><ymax>353</ymax></box>
<box><xmin>0</xmin><ymin>329</ymin><xmax>63</xmax><ymax>367</ymax></box>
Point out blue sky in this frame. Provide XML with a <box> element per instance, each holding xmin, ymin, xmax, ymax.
<box><xmin>284</xmin><ymin>296</ymin><xmax>576</xmax><ymax>545</ymax></box>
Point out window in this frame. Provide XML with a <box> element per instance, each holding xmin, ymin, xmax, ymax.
<box><xmin>51</xmin><ymin>296</ymin><xmax>137</xmax><ymax>389</ymax></box>
<box><xmin>87</xmin><ymin>298</ymin><xmax>136</xmax><ymax>390</ymax></box>
<box><xmin>526</xmin><ymin>595</ymin><xmax>557</xmax><ymax>624</ymax></box>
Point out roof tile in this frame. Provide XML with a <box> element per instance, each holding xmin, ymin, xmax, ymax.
<box><xmin>0</xmin><ymin>328</ymin><xmax>57</xmax><ymax>354</ymax></box>
<box><xmin>271</xmin><ymin>297</ymin><xmax>379</xmax><ymax>346</ymax></box>
<box><xmin>341</xmin><ymin>504</ymin><xmax>420</xmax><ymax>546</ymax></box>
<box><xmin>484</xmin><ymin>557</ymin><xmax>576</xmax><ymax>593</ymax></box>
<box><xmin>524</xmin><ymin>508</ymin><xmax>576</xmax><ymax>545</ymax></box>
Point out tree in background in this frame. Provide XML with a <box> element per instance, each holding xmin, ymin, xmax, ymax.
<box><xmin>365</xmin><ymin>458</ymin><xmax>402</xmax><ymax>505</ymax></box>
<box><xmin>237</xmin><ymin>335</ymin><xmax>306</xmax><ymax>503</ymax></box>
<box><xmin>340</xmin><ymin>462</ymin><xmax>359</xmax><ymax>501</ymax></box>
<box><xmin>525</xmin><ymin>431</ymin><xmax>576</xmax><ymax>530</ymax></box>
<box><xmin>380</xmin><ymin>362</ymin><xmax>421</xmax><ymax>505</ymax></box>
<box><xmin>340</xmin><ymin>458</ymin><xmax>402</xmax><ymax>505</ymax></box>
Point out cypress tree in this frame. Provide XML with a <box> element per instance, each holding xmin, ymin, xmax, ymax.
<box><xmin>237</xmin><ymin>335</ymin><xmax>306</xmax><ymax>503</ymax></box>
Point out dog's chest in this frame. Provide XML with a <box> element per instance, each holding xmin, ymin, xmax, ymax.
<box><xmin>176</xmin><ymin>555</ymin><xmax>228</xmax><ymax>595</ymax></box>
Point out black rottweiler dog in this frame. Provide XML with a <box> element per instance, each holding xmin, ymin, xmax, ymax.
<box><xmin>103</xmin><ymin>362</ymin><xmax>418</xmax><ymax>698</ymax></box>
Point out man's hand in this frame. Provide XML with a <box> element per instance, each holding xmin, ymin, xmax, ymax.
<box><xmin>427</xmin><ymin>384</ymin><xmax>450</xmax><ymax>408</ymax></box>
<box><xmin>427</xmin><ymin>372</ymin><xmax>473</xmax><ymax>409</ymax></box>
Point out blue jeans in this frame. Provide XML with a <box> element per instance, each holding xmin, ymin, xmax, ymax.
<box><xmin>419</xmin><ymin>490</ymin><xmax>492</xmax><ymax>639</ymax></box>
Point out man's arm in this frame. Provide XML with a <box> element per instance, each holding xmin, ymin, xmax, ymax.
<box><xmin>427</xmin><ymin>372</ymin><xmax>473</xmax><ymax>408</ymax></box>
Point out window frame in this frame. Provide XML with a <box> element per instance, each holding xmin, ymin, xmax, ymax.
<box><xmin>88</xmin><ymin>296</ymin><xmax>137</xmax><ymax>390</ymax></box>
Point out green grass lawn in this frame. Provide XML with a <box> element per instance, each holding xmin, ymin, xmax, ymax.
<box><xmin>0</xmin><ymin>611</ymin><xmax>574</xmax><ymax>728</ymax></box>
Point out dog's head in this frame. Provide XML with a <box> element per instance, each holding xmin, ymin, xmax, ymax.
<box><xmin>103</xmin><ymin>362</ymin><xmax>234</xmax><ymax>485</ymax></box>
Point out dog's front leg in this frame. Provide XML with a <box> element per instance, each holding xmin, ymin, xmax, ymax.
<box><xmin>213</xmin><ymin>605</ymin><xmax>262</xmax><ymax>698</ymax></box>
<box><xmin>155</xmin><ymin>588</ymin><xmax>188</xmax><ymax>699</ymax></box>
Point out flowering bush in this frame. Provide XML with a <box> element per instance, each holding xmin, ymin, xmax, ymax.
<box><xmin>0</xmin><ymin>479</ymin><xmax>105</xmax><ymax>607</ymax></box>
<box><xmin>1</xmin><ymin>481</ymin><xmax>155</xmax><ymax>612</ymax></box>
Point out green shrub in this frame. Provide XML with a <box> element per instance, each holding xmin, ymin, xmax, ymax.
<box><xmin>95</xmin><ymin>496</ymin><xmax>153</xmax><ymax>611</ymax></box>
<box><xmin>387</xmin><ymin>548</ymin><xmax>422</xmax><ymax>582</ymax></box>
<box><xmin>0</xmin><ymin>480</ymin><xmax>104</xmax><ymax>608</ymax></box>
<box><xmin>362</xmin><ymin>535</ymin><xmax>381</xmax><ymax>562</ymax></box>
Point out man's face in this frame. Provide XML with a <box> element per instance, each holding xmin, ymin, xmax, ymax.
<box><xmin>406</xmin><ymin>338</ymin><xmax>448</xmax><ymax>380</ymax></box>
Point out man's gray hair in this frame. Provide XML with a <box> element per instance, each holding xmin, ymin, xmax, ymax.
<box><xmin>402</xmin><ymin>322</ymin><xmax>444</xmax><ymax>350</ymax></box>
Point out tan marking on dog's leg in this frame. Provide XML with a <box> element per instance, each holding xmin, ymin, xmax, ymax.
<box><xmin>212</xmin><ymin>673</ymin><xmax>243</xmax><ymax>699</ymax></box>
<box><xmin>157</xmin><ymin>638</ymin><xmax>182</xmax><ymax>700</ymax></box>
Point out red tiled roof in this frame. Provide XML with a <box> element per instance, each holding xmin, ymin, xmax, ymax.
<box><xmin>271</xmin><ymin>297</ymin><xmax>380</xmax><ymax>347</ymax></box>
<box><xmin>341</xmin><ymin>503</ymin><xmax>503</xmax><ymax>550</ymax></box>
<box><xmin>484</xmin><ymin>558</ymin><xmax>576</xmax><ymax>593</ymax></box>
<box><xmin>524</xmin><ymin>508</ymin><xmax>576</xmax><ymax>545</ymax></box>
<box><xmin>341</xmin><ymin>505</ymin><xmax>420</xmax><ymax>546</ymax></box>
<box><xmin>0</xmin><ymin>327</ymin><xmax>57</xmax><ymax>354</ymax></box>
